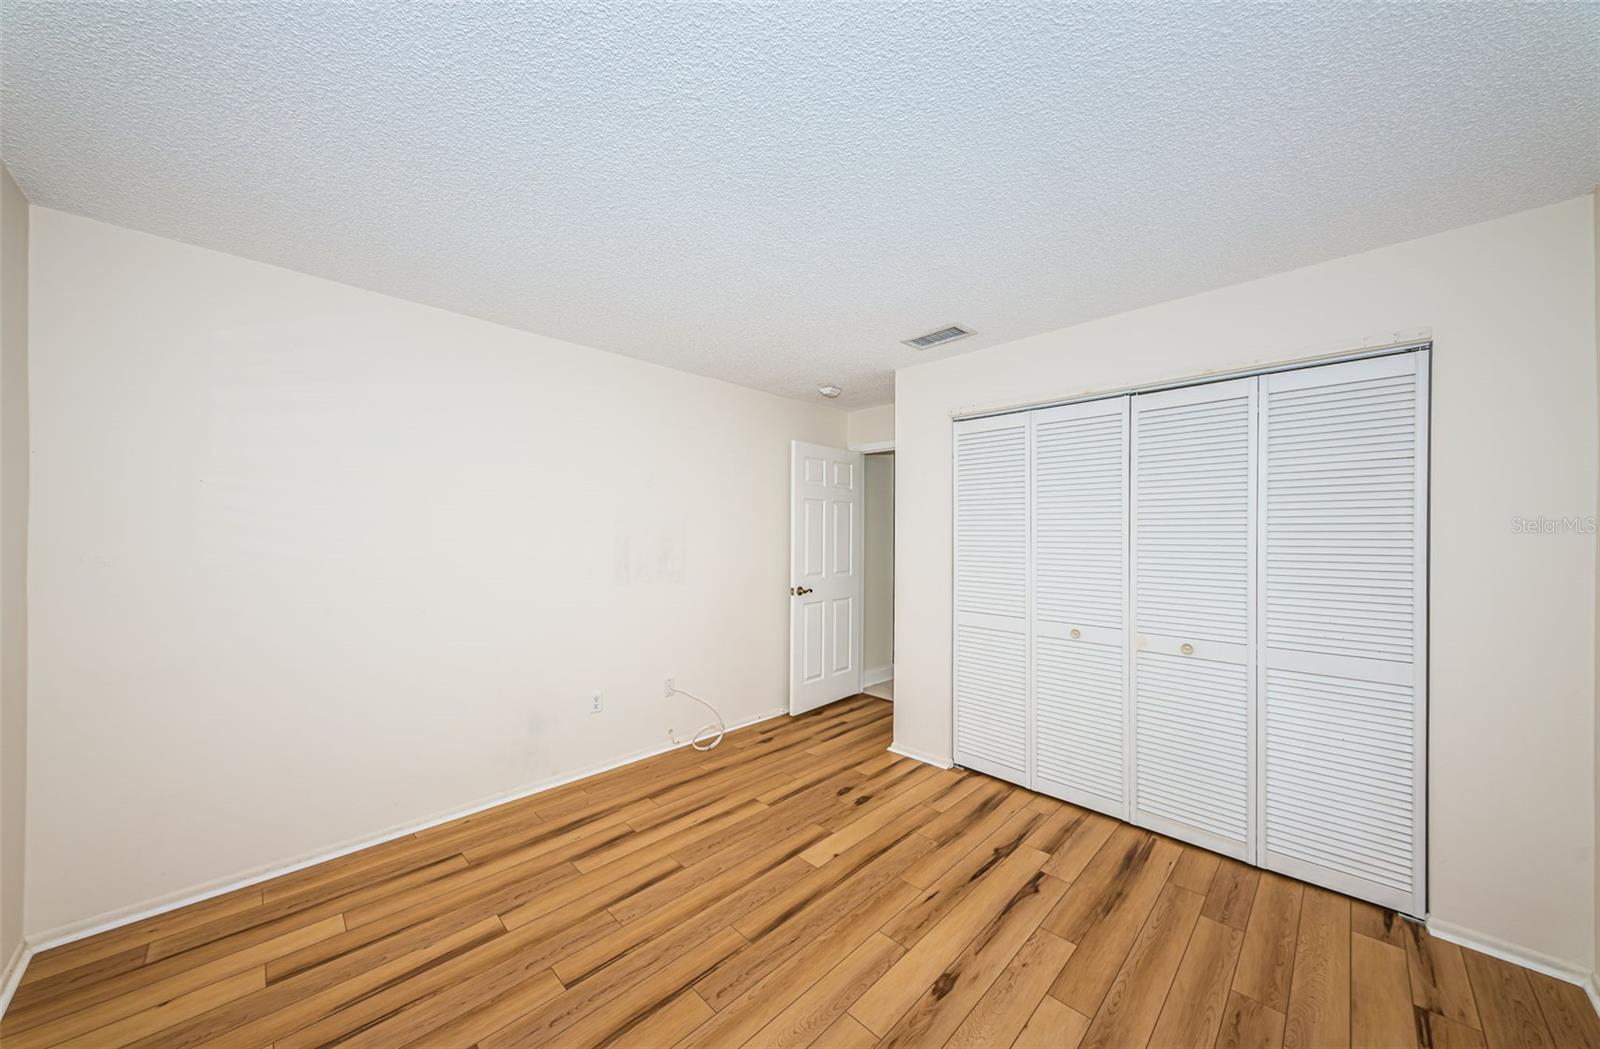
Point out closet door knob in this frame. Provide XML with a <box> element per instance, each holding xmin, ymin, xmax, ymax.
<box><xmin>1070</xmin><ymin>628</ymin><xmax>1081</xmax><ymax>640</ymax></box>
<box><xmin>1180</xmin><ymin>642</ymin><xmax>1194</xmax><ymax>655</ymax></box>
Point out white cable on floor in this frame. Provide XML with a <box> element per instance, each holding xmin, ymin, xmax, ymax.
<box><xmin>667</xmin><ymin>686</ymin><xmax>726</xmax><ymax>751</ymax></box>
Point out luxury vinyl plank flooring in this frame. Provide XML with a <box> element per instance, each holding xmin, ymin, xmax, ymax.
<box><xmin>7</xmin><ymin>694</ymin><xmax>1594</xmax><ymax>1049</ymax></box>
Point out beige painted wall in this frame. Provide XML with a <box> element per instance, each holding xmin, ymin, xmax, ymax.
<box><xmin>864</xmin><ymin>453</ymin><xmax>894</xmax><ymax>676</ymax></box>
<box><xmin>847</xmin><ymin>404</ymin><xmax>894</xmax><ymax>449</ymax></box>
<box><xmin>895</xmin><ymin>196</ymin><xmax>1599</xmax><ymax>972</ymax></box>
<box><xmin>24</xmin><ymin>208</ymin><xmax>848</xmax><ymax>938</ymax></box>
<box><xmin>0</xmin><ymin>167</ymin><xmax>28</xmax><ymax>972</ymax></box>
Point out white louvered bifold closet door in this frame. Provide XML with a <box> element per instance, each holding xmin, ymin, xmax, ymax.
<box><xmin>1030</xmin><ymin>397</ymin><xmax>1129</xmax><ymax>817</ymax></box>
<box><xmin>1130</xmin><ymin>378</ymin><xmax>1257</xmax><ymax>861</ymax></box>
<box><xmin>1258</xmin><ymin>353</ymin><xmax>1428</xmax><ymax>914</ymax></box>
<box><xmin>953</xmin><ymin>414</ymin><xmax>1030</xmax><ymax>783</ymax></box>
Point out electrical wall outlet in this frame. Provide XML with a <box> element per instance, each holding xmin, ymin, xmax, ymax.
<box><xmin>590</xmin><ymin>691</ymin><xmax>603</xmax><ymax>714</ymax></box>
<box><xmin>664</xmin><ymin>677</ymin><xmax>675</xmax><ymax>698</ymax></box>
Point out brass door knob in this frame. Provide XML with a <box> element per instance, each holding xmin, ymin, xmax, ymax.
<box><xmin>1180</xmin><ymin>642</ymin><xmax>1194</xmax><ymax>655</ymax></box>
<box><xmin>1070</xmin><ymin>628</ymin><xmax>1081</xmax><ymax>640</ymax></box>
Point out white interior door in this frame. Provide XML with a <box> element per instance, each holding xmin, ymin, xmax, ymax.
<box><xmin>1130</xmin><ymin>377</ymin><xmax>1257</xmax><ymax>861</ymax></box>
<box><xmin>1031</xmin><ymin>397</ymin><xmax>1129</xmax><ymax>817</ymax></box>
<box><xmin>952</xmin><ymin>415</ymin><xmax>1031</xmax><ymax>783</ymax></box>
<box><xmin>1258</xmin><ymin>353</ymin><xmax>1428</xmax><ymax>913</ymax></box>
<box><xmin>790</xmin><ymin>441</ymin><xmax>865</xmax><ymax>715</ymax></box>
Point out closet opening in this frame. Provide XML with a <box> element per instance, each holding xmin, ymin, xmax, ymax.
<box><xmin>952</xmin><ymin>344</ymin><xmax>1429</xmax><ymax>917</ymax></box>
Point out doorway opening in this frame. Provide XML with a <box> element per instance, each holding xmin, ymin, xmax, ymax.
<box><xmin>863</xmin><ymin>451</ymin><xmax>894</xmax><ymax>701</ymax></box>
<box><xmin>786</xmin><ymin>439</ymin><xmax>891</xmax><ymax>716</ymax></box>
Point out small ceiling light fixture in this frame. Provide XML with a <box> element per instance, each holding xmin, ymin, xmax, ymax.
<box><xmin>817</xmin><ymin>383</ymin><xmax>843</xmax><ymax>399</ymax></box>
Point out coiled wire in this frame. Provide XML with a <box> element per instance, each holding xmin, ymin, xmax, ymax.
<box><xmin>666</xmin><ymin>686</ymin><xmax>726</xmax><ymax>751</ymax></box>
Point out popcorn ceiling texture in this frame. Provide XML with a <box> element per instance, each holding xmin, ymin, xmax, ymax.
<box><xmin>3</xmin><ymin>1</ymin><xmax>1596</xmax><ymax>408</ymax></box>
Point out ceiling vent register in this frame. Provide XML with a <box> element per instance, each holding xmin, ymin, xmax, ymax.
<box><xmin>903</xmin><ymin>325</ymin><xmax>973</xmax><ymax>350</ymax></box>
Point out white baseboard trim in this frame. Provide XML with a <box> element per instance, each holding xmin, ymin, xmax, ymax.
<box><xmin>26</xmin><ymin>707</ymin><xmax>787</xmax><ymax>954</ymax></box>
<box><xmin>1586</xmin><ymin>971</ymin><xmax>1600</xmax><ymax>1019</ymax></box>
<box><xmin>863</xmin><ymin>664</ymin><xmax>893</xmax><ymax>688</ymax></box>
<box><xmin>1426</xmin><ymin>918</ymin><xmax>1593</xmax><ymax>992</ymax></box>
<box><xmin>0</xmin><ymin>939</ymin><xmax>31</xmax><ymax>1018</ymax></box>
<box><xmin>0</xmin><ymin>938</ymin><xmax>31</xmax><ymax>1020</ymax></box>
<box><xmin>888</xmin><ymin>741</ymin><xmax>953</xmax><ymax>769</ymax></box>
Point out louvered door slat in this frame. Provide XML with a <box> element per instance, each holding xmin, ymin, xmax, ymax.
<box><xmin>1130</xmin><ymin>377</ymin><xmax>1256</xmax><ymax>861</ymax></box>
<box><xmin>1259</xmin><ymin>352</ymin><xmax>1427</xmax><ymax>914</ymax></box>
<box><xmin>1030</xmin><ymin>397</ymin><xmax>1128</xmax><ymax>816</ymax></box>
<box><xmin>953</xmin><ymin>416</ymin><xmax>1029</xmax><ymax>783</ymax></box>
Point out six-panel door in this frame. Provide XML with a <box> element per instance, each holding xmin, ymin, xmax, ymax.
<box><xmin>790</xmin><ymin>441</ymin><xmax>864</xmax><ymax>715</ymax></box>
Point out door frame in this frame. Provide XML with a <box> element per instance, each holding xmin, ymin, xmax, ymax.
<box><xmin>861</xmin><ymin>448</ymin><xmax>896</xmax><ymax>691</ymax></box>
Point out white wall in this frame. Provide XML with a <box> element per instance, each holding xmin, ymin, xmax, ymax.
<box><xmin>864</xmin><ymin>453</ymin><xmax>894</xmax><ymax>677</ymax></box>
<box><xmin>847</xmin><ymin>404</ymin><xmax>894</xmax><ymax>449</ymax></box>
<box><xmin>895</xmin><ymin>196</ymin><xmax>1599</xmax><ymax>972</ymax></box>
<box><xmin>24</xmin><ymin>209</ymin><xmax>847</xmax><ymax>938</ymax></box>
<box><xmin>0</xmin><ymin>166</ymin><xmax>29</xmax><ymax>976</ymax></box>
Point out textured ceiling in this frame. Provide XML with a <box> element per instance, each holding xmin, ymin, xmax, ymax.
<box><xmin>4</xmin><ymin>3</ymin><xmax>1597</xmax><ymax>408</ymax></box>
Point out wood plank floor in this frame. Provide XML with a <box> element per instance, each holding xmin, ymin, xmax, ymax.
<box><xmin>6</xmin><ymin>695</ymin><xmax>1595</xmax><ymax>1049</ymax></box>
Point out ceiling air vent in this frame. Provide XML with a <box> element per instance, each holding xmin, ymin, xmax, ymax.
<box><xmin>902</xmin><ymin>325</ymin><xmax>973</xmax><ymax>350</ymax></box>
